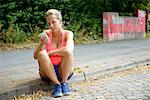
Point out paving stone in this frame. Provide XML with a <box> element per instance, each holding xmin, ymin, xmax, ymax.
<box><xmin>115</xmin><ymin>94</ymin><xmax>127</xmax><ymax>100</ymax></box>
<box><xmin>40</xmin><ymin>67</ymin><xmax>150</xmax><ymax>99</ymax></box>
<box><xmin>132</xmin><ymin>91</ymin><xmax>145</xmax><ymax>97</ymax></box>
<box><xmin>143</xmin><ymin>91</ymin><xmax>150</xmax><ymax>97</ymax></box>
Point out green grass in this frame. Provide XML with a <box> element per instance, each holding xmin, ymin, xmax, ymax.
<box><xmin>146</xmin><ymin>32</ymin><xmax>150</xmax><ymax>38</ymax></box>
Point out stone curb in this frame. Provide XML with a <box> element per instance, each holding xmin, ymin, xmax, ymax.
<box><xmin>81</xmin><ymin>59</ymin><xmax>150</xmax><ymax>81</ymax></box>
<box><xmin>0</xmin><ymin>59</ymin><xmax>150</xmax><ymax>100</ymax></box>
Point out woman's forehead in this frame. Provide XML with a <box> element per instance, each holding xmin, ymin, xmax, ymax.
<box><xmin>46</xmin><ymin>15</ymin><xmax>57</xmax><ymax>21</ymax></box>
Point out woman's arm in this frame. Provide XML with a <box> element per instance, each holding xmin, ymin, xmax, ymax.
<box><xmin>33</xmin><ymin>41</ymin><xmax>45</xmax><ymax>59</ymax></box>
<box><xmin>33</xmin><ymin>30</ymin><xmax>50</xmax><ymax>59</ymax></box>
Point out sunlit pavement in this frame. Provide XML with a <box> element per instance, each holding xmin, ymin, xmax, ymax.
<box><xmin>1</xmin><ymin>39</ymin><xmax>150</xmax><ymax>99</ymax></box>
<box><xmin>15</xmin><ymin>66</ymin><xmax>150</xmax><ymax>100</ymax></box>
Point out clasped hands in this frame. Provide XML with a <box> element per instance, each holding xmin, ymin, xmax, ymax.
<box><xmin>48</xmin><ymin>50</ymin><xmax>56</xmax><ymax>56</ymax></box>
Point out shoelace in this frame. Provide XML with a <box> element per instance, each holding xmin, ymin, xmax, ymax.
<box><xmin>53</xmin><ymin>84</ymin><xmax>61</xmax><ymax>92</ymax></box>
<box><xmin>62</xmin><ymin>83</ymin><xmax>74</xmax><ymax>92</ymax></box>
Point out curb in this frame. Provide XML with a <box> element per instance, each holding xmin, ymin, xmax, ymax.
<box><xmin>0</xmin><ymin>59</ymin><xmax>150</xmax><ymax>99</ymax></box>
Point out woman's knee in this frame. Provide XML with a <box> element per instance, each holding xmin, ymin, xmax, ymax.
<box><xmin>64</xmin><ymin>50</ymin><xmax>74</xmax><ymax>57</ymax></box>
<box><xmin>37</xmin><ymin>50</ymin><xmax>48</xmax><ymax>59</ymax></box>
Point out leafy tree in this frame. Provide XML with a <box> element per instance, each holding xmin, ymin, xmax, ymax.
<box><xmin>0</xmin><ymin>0</ymin><xmax>149</xmax><ymax>44</ymax></box>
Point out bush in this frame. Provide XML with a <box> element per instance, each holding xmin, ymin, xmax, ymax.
<box><xmin>0</xmin><ymin>0</ymin><xmax>149</xmax><ymax>44</ymax></box>
<box><xmin>0</xmin><ymin>21</ymin><xmax>27</xmax><ymax>44</ymax></box>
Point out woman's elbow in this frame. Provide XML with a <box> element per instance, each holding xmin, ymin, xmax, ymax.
<box><xmin>33</xmin><ymin>52</ymin><xmax>38</xmax><ymax>60</ymax></box>
<box><xmin>34</xmin><ymin>55</ymin><xmax>37</xmax><ymax>59</ymax></box>
<box><xmin>64</xmin><ymin>48</ymin><xmax>74</xmax><ymax>56</ymax></box>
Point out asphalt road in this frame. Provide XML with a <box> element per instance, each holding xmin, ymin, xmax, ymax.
<box><xmin>0</xmin><ymin>39</ymin><xmax>150</xmax><ymax>72</ymax></box>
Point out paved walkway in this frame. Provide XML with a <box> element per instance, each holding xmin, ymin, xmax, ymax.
<box><xmin>0</xmin><ymin>39</ymin><xmax>150</xmax><ymax>99</ymax></box>
<box><xmin>39</xmin><ymin>65</ymin><xmax>150</xmax><ymax>99</ymax></box>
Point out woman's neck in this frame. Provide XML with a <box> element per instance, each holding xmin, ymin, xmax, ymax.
<box><xmin>52</xmin><ymin>30</ymin><xmax>63</xmax><ymax>43</ymax></box>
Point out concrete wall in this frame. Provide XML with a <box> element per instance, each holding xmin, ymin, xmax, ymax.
<box><xmin>103</xmin><ymin>10</ymin><xmax>146</xmax><ymax>41</ymax></box>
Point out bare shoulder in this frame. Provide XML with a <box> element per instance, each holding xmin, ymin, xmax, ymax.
<box><xmin>63</xmin><ymin>30</ymin><xmax>74</xmax><ymax>37</ymax></box>
<box><xmin>43</xmin><ymin>29</ymin><xmax>52</xmax><ymax>34</ymax></box>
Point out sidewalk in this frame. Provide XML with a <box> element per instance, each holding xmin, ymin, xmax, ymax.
<box><xmin>0</xmin><ymin>39</ymin><xmax>150</xmax><ymax>99</ymax></box>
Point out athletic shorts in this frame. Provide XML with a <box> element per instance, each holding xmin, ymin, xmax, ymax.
<box><xmin>40</xmin><ymin>64</ymin><xmax>74</xmax><ymax>82</ymax></box>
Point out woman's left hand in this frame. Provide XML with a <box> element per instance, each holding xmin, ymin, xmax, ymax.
<box><xmin>48</xmin><ymin>50</ymin><xmax>55</xmax><ymax>56</ymax></box>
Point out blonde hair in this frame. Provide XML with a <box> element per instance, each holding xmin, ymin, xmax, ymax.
<box><xmin>45</xmin><ymin>9</ymin><xmax>62</xmax><ymax>20</ymax></box>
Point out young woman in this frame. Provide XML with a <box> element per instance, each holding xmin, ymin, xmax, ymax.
<box><xmin>34</xmin><ymin>9</ymin><xmax>74</xmax><ymax>97</ymax></box>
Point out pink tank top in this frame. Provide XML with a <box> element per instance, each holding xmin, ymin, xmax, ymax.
<box><xmin>45</xmin><ymin>31</ymin><xmax>66</xmax><ymax>65</ymax></box>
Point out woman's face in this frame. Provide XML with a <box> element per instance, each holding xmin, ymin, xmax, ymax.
<box><xmin>46</xmin><ymin>15</ymin><xmax>62</xmax><ymax>32</ymax></box>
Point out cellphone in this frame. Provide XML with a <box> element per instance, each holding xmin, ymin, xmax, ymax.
<box><xmin>39</xmin><ymin>32</ymin><xmax>50</xmax><ymax>44</ymax></box>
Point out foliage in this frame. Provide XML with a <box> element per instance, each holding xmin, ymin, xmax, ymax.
<box><xmin>0</xmin><ymin>21</ymin><xmax>26</xmax><ymax>44</ymax></box>
<box><xmin>146</xmin><ymin>32</ymin><xmax>150</xmax><ymax>38</ymax></box>
<box><xmin>0</xmin><ymin>0</ymin><xmax>149</xmax><ymax>44</ymax></box>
